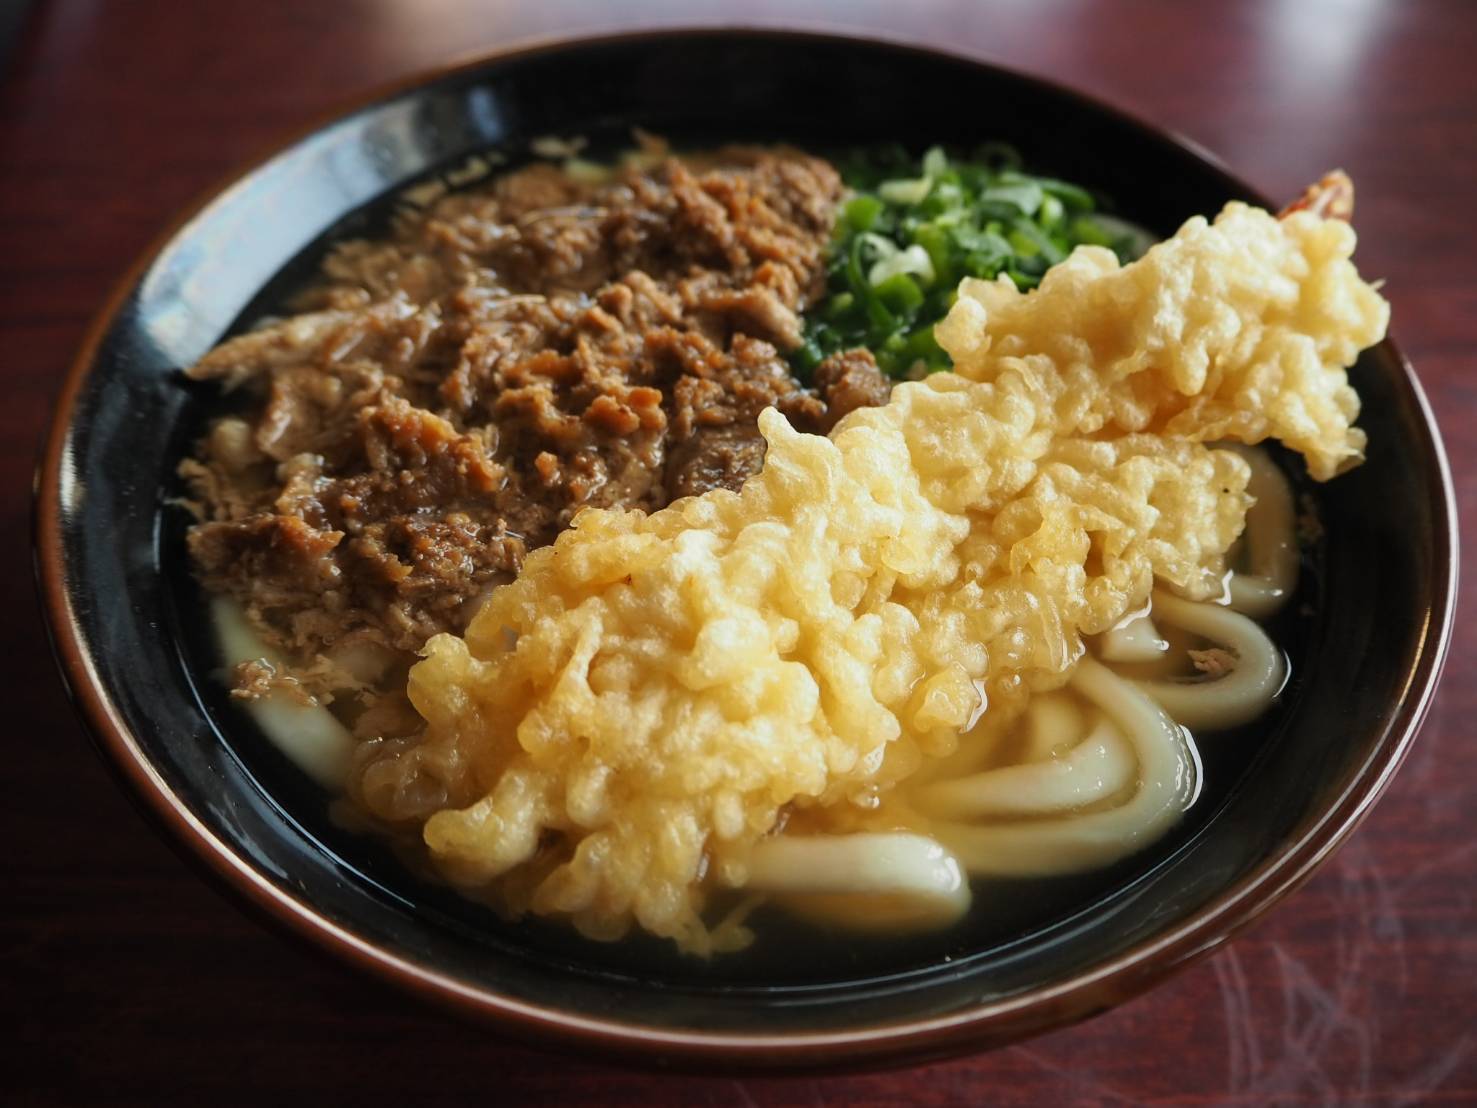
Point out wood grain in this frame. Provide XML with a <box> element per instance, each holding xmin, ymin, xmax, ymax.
<box><xmin>5</xmin><ymin>1</ymin><xmax>1475</xmax><ymax>1103</ymax></box>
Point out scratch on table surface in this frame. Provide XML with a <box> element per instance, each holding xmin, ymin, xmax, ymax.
<box><xmin>728</xmin><ymin>1080</ymin><xmax>825</xmax><ymax>1108</ymax></box>
<box><xmin>1392</xmin><ymin>836</ymin><xmax>1477</xmax><ymax>906</ymax></box>
<box><xmin>1267</xmin><ymin>937</ymin><xmax>1373</xmax><ymax>1102</ymax></box>
<box><xmin>1392</xmin><ymin>694</ymin><xmax>1467</xmax><ymax>829</ymax></box>
<box><xmin>1337</xmin><ymin>837</ymin><xmax>1406</xmax><ymax>993</ymax></box>
<box><xmin>1211</xmin><ymin>945</ymin><xmax>1262</xmax><ymax>1093</ymax></box>
<box><xmin>1205</xmin><ymin>838</ymin><xmax>1399</xmax><ymax>1104</ymax></box>
<box><xmin>1009</xmin><ymin>1043</ymin><xmax>1143</xmax><ymax>1105</ymax></box>
<box><xmin>1390</xmin><ymin>1031</ymin><xmax>1476</xmax><ymax>1107</ymax></box>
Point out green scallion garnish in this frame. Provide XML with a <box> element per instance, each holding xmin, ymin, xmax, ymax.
<box><xmin>796</xmin><ymin>145</ymin><xmax>1148</xmax><ymax>381</ymax></box>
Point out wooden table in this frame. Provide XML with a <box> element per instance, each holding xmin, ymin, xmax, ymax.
<box><xmin>5</xmin><ymin>1</ymin><xmax>1474</xmax><ymax>1103</ymax></box>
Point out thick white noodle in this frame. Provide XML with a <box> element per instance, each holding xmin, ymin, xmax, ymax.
<box><xmin>1098</xmin><ymin>610</ymin><xmax>1170</xmax><ymax>664</ymax></box>
<box><xmin>746</xmin><ymin>832</ymin><xmax>971</xmax><ymax>927</ymax></box>
<box><xmin>1135</xmin><ymin>590</ymin><xmax>1285</xmax><ymax>731</ymax></box>
<box><xmin>211</xmin><ymin>596</ymin><xmax>354</xmax><ymax>790</ymax></box>
<box><xmin>1018</xmin><ymin>690</ymin><xmax>1085</xmax><ymax>763</ymax></box>
<box><xmin>1223</xmin><ymin>444</ymin><xmax>1299</xmax><ymax>618</ymax></box>
<box><xmin>909</xmin><ymin>688</ymin><xmax>1084</xmax><ymax>790</ymax></box>
<box><xmin>913</xmin><ymin>715</ymin><xmax>1136</xmax><ymax>820</ymax></box>
<box><xmin>930</xmin><ymin>658</ymin><xmax>1198</xmax><ymax>877</ymax></box>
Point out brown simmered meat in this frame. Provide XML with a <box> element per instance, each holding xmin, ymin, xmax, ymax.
<box><xmin>810</xmin><ymin>348</ymin><xmax>893</xmax><ymax>432</ymax></box>
<box><xmin>182</xmin><ymin>146</ymin><xmax>894</xmax><ymax>669</ymax></box>
<box><xmin>187</xmin><ymin>398</ymin><xmax>529</xmax><ymax>654</ymax></box>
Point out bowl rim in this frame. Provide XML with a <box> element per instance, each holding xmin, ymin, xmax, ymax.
<box><xmin>33</xmin><ymin>26</ymin><xmax>1459</xmax><ymax>1071</ymax></box>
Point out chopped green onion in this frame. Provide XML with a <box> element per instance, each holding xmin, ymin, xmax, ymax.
<box><xmin>844</xmin><ymin>194</ymin><xmax>885</xmax><ymax>232</ymax></box>
<box><xmin>857</xmin><ymin>232</ymin><xmax>899</xmax><ymax>264</ymax></box>
<box><xmin>912</xmin><ymin>224</ymin><xmax>954</xmax><ymax>287</ymax></box>
<box><xmin>1037</xmin><ymin>177</ymin><xmax>1096</xmax><ymax>211</ymax></box>
<box><xmin>868</xmin><ymin>244</ymin><xmax>936</xmax><ymax>288</ymax></box>
<box><xmin>879</xmin><ymin>177</ymin><xmax>933</xmax><ymax>205</ymax></box>
<box><xmin>980</xmin><ymin>180</ymin><xmax>1043</xmax><ymax>217</ymax></box>
<box><xmin>848</xmin><ymin>234</ymin><xmax>894</xmax><ymax>331</ymax></box>
<box><xmin>1068</xmin><ymin>216</ymin><xmax>1117</xmax><ymax>247</ymax></box>
<box><xmin>875</xmin><ymin>273</ymin><xmax>925</xmax><ymax>314</ymax></box>
<box><xmin>1006</xmin><ymin>264</ymin><xmax>1040</xmax><ymax>290</ymax></box>
<box><xmin>793</xmin><ymin>143</ymin><xmax>1153</xmax><ymax>381</ymax></box>
<box><xmin>1089</xmin><ymin>214</ymin><xmax>1158</xmax><ymax>262</ymax></box>
<box><xmin>1009</xmin><ymin>222</ymin><xmax>1065</xmax><ymax>265</ymax></box>
<box><xmin>825</xmin><ymin>291</ymin><xmax>855</xmax><ymax>318</ymax></box>
<box><xmin>902</xmin><ymin>326</ymin><xmax>945</xmax><ymax>367</ymax></box>
<box><xmin>793</xmin><ymin>340</ymin><xmax>824</xmax><ymax>373</ymax></box>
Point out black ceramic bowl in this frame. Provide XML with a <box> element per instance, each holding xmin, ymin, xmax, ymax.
<box><xmin>37</xmin><ymin>30</ymin><xmax>1456</xmax><ymax>1071</ymax></box>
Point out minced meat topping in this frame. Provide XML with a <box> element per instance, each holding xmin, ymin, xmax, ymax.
<box><xmin>180</xmin><ymin>146</ymin><xmax>892</xmax><ymax>667</ymax></box>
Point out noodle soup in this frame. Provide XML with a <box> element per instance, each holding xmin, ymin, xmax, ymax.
<box><xmin>177</xmin><ymin>140</ymin><xmax>1384</xmax><ymax>967</ymax></box>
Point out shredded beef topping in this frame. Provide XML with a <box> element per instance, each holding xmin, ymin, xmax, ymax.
<box><xmin>182</xmin><ymin>146</ymin><xmax>892</xmax><ymax>665</ymax></box>
<box><xmin>811</xmin><ymin>348</ymin><xmax>894</xmax><ymax>432</ymax></box>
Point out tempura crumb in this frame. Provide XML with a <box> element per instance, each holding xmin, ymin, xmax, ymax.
<box><xmin>1189</xmin><ymin>648</ymin><xmax>1238</xmax><ymax>678</ymax></box>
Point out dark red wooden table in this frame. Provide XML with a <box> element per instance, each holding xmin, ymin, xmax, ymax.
<box><xmin>5</xmin><ymin>2</ymin><xmax>1474</xmax><ymax>1103</ymax></box>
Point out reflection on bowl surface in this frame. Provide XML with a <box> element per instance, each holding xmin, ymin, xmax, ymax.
<box><xmin>36</xmin><ymin>30</ymin><xmax>1454</xmax><ymax>1071</ymax></box>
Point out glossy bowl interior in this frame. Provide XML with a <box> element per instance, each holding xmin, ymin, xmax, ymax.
<box><xmin>36</xmin><ymin>30</ymin><xmax>1455</xmax><ymax>1071</ymax></box>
